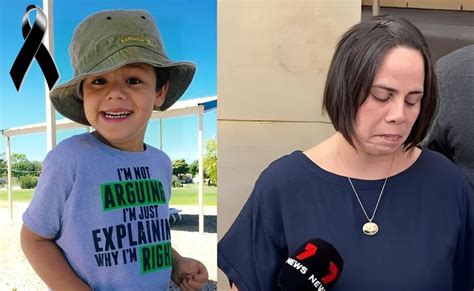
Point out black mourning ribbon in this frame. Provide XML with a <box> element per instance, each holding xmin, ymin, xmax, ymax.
<box><xmin>10</xmin><ymin>5</ymin><xmax>60</xmax><ymax>91</ymax></box>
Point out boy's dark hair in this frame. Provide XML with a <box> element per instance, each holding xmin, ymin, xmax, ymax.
<box><xmin>155</xmin><ymin>67</ymin><xmax>170</xmax><ymax>91</ymax></box>
<box><xmin>322</xmin><ymin>17</ymin><xmax>437</xmax><ymax>150</ymax></box>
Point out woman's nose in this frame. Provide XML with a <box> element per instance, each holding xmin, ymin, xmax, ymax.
<box><xmin>385</xmin><ymin>98</ymin><xmax>407</xmax><ymax>124</ymax></box>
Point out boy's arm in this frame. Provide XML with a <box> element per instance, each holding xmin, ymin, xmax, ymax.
<box><xmin>21</xmin><ymin>224</ymin><xmax>91</xmax><ymax>290</ymax></box>
<box><xmin>171</xmin><ymin>247</ymin><xmax>208</xmax><ymax>290</ymax></box>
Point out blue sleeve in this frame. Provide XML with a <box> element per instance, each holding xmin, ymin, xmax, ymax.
<box><xmin>218</xmin><ymin>171</ymin><xmax>288</xmax><ymax>291</ymax></box>
<box><xmin>22</xmin><ymin>147</ymin><xmax>75</xmax><ymax>239</ymax></box>
<box><xmin>162</xmin><ymin>152</ymin><xmax>172</xmax><ymax>203</ymax></box>
<box><xmin>453</xmin><ymin>182</ymin><xmax>474</xmax><ymax>290</ymax></box>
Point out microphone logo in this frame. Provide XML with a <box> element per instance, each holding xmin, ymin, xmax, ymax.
<box><xmin>295</xmin><ymin>242</ymin><xmax>340</xmax><ymax>285</ymax></box>
<box><xmin>296</xmin><ymin>243</ymin><xmax>318</xmax><ymax>260</ymax></box>
<box><xmin>321</xmin><ymin>261</ymin><xmax>339</xmax><ymax>285</ymax></box>
<box><xmin>278</xmin><ymin>239</ymin><xmax>344</xmax><ymax>290</ymax></box>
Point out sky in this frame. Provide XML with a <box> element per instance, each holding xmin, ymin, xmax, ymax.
<box><xmin>0</xmin><ymin>0</ymin><xmax>217</xmax><ymax>163</ymax></box>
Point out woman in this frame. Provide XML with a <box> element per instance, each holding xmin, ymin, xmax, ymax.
<box><xmin>218</xmin><ymin>17</ymin><xmax>473</xmax><ymax>290</ymax></box>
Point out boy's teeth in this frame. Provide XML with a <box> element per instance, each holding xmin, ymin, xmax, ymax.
<box><xmin>104</xmin><ymin>111</ymin><xmax>131</xmax><ymax>119</ymax></box>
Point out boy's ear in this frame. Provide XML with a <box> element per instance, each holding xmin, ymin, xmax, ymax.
<box><xmin>154</xmin><ymin>81</ymin><xmax>169</xmax><ymax>108</ymax></box>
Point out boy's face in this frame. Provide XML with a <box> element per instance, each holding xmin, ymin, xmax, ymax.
<box><xmin>82</xmin><ymin>63</ymin><xmax>167</xmax><ymax>151</ymax></box>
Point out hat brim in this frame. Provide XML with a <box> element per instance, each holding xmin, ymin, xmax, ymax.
<box><xmin>50</xmin><ymin>45</ymin><xmax>196</xmax><ymax>126</ymax></box>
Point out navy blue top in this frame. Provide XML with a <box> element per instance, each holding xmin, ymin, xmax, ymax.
<box><xmin>218</xmin><ymin>149</ymin><xmax>473</xmax><ymax>291</ymax></box>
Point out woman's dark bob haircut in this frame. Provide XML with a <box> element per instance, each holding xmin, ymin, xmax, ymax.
<box><xmin>322</xmin><ymin>17</ymin><xmax>437</xmax><ymax>150</ymax></box>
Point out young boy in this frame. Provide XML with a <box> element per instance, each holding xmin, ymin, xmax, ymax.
<box><xmin>21</xmin><ymin>9</ymin><xmax>208</xmax><ymax>290</ymax></box>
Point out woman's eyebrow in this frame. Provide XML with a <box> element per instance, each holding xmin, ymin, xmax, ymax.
<box><xmin>372</xmin><ymin>84</ymin><xmax>423</xmax><ymax>95</ymax></box>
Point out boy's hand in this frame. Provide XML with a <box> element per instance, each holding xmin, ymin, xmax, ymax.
<box><xmin>171</xmin><ymin>256</ymin><xmax>208</xmax><ymax>291</ymax></box>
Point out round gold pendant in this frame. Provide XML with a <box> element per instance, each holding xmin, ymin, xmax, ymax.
<box><xmin>362</xmin><ymin>222</ymin><xmax>379</xmax><ymax>236</ymax></box>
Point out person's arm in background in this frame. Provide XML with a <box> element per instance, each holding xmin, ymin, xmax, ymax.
<box><xmin>421</xmin><ymin>117</ymin><xmax>454</xmax><ymax>161</ymax></box>
<box><xmin>21</xmin><ymin>224</ymin><xmax>91</xmax><ymax>290</ymax></box>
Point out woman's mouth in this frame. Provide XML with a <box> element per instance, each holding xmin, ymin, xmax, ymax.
<box><xmin>378</xmin><ymin>134</ymin><xmax>403</xmax><ymax>142</ymax></box>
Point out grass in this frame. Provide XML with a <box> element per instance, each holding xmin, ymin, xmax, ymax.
<box><xmin>170</xmin><ymin>184</ymin><xmax>217</xmax><ymax>206</ymax></box>
<box><xmin>0</xmin><ymin>189</ymin><xmax>34</xmax><ymax>202</ymax></box>
<box><xmin>0</xmin><ymin>184</ymin><xmax>217</xmax><ymax>206</ymax></box>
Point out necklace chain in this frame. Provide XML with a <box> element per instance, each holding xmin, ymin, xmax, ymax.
<box><xmin>348</xmin><ymin>176</ymin><xmax>388</xmax><ymax>222</ymax></box>
<box><xmin>336</xmin><ymin>142</ymin><xmax>397</xmax><ymax>235</ymax></box>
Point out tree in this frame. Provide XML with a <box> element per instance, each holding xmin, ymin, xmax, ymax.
<box><xmin>11</xmin><ymin>153</ymin><xmax>42</xmax><ymax>179</ymax></box>
<box><xmin>30</xmin><ymin>161</ymin><xmax>42</xmax><ymax>176</ymax></box>
<box><xmin>12</xmin><ymin>153</ymin><xmax>31</xmax><ymax>178</ymax></box>
<box><xmin>19</xmin><ymin>175</ymin><xmax>38</xmax><ymax>189</ymax></box>
<box><xmin>189</xmin><ymin>160</ymin><xmax>199</xmax><ymax>176</ymax></box>
<box><xmin>172</xmin><ymin>159</ymin><xmax>189</xmax><ymax>176</ymax></box>
<box><xmin>0</xmin><ymin>153</ymin><xmax>6</xmax><ymax>177</ymax></box>
<box><xmin>203</xmin><ymin>139</ymin><xmax>217</xmax><ymax>186</ymax></box>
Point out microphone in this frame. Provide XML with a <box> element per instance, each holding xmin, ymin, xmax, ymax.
<box><xmin>277</xmin><ymin>238</ymin><xmax>343</xmax><ymax>291</ymax></box>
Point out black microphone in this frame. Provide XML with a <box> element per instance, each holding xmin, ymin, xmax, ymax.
<box><xmin>277</xmin><ymin>238</ymin><xmax>343</xmax><ymax>291</ymax></box>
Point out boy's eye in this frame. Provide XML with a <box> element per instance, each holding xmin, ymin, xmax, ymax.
<box><xmin>127</xmin><ymin>78</ymin><xmax>142</xmax><ymax>85</ymax></box>
<box><xmin>91</xmin><ymin>78</ymin><xmax>107</xmax><ymax>85</ymax></box>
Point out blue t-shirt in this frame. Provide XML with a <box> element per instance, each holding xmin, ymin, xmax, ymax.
<box><xmin>23</xmin><ymin>133</ymin><xmax>173</xmax><ymax>290</ymax></box>
<box><xmin>218</xmin><ymin>149</ymin><xmax>473</xmax><ymax>291</ymax></box>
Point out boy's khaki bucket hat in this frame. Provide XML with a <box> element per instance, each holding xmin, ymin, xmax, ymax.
<box><xmin>50</xmin><ymin>9</ymin><xmax>196</xmax><ymax>126</ymax></box>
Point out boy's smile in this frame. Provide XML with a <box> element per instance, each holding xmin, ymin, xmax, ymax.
<box><xmin>82</xmin><ymin>63</ymin><xmax>167</xmax><ymax>151</ymax></box>
<box><xmin>102</xmin><ymin>110</ymin><xmax>132</xmax><ymax>120</ymax></box>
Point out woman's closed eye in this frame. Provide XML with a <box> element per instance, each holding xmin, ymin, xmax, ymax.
<box><xmin>371</xmin><ymin>90</ymin><xmax>391</xmax><ymax>102</ymax></box>
<box><xmin>405</xmin><ymin>95</ymin><xmax>422</xmax><ymax>106</ymax></box>
<box><xmin>371</xmin><ymin>87</ymin><xmax>422</xmax><ymax>106</ymax></box>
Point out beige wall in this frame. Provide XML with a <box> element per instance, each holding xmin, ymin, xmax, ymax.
<box><xmin>217</xmin><ymin>0</ymin><xmax>360</xmax><ymax>289</ymax></box>
<box><xmin>361</xmin><ymin>0</ymin><xmax>474</xmax><ymax>11</ymax></box>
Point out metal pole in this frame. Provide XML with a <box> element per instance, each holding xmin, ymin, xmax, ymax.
<box><xmin>372</xmin><ymin>0</ymin><xmax>380</xmax><ymax>16</ymax></box>
<box><xmin>159</xmin><ymin>119</ymin><xmax>163</xmax><ymax>150</ymax></box>
<box><xmin>44</xmin><ymin>0</ymin><xmax>57</xmax><ymax>151</ymax></box>
<box><xmin>6</xmin><ymin>137</ymin><xmax>13</xmax><ymax>220</ymax></box>
<box><xmin>198</xmin><ymin>106</ymin><xmax>204</xmax><ymax>234</ymax></box>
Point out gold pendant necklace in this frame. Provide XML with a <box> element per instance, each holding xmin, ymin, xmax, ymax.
<box><xmin>336</xmin><ymin>140</ymin><xmax>396</xmax><ymax>236</ymax></box>
<box><xmin>348</xmin><ymin>177</ymin><xmax>388</xmax><ymax>236</ymax></box>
